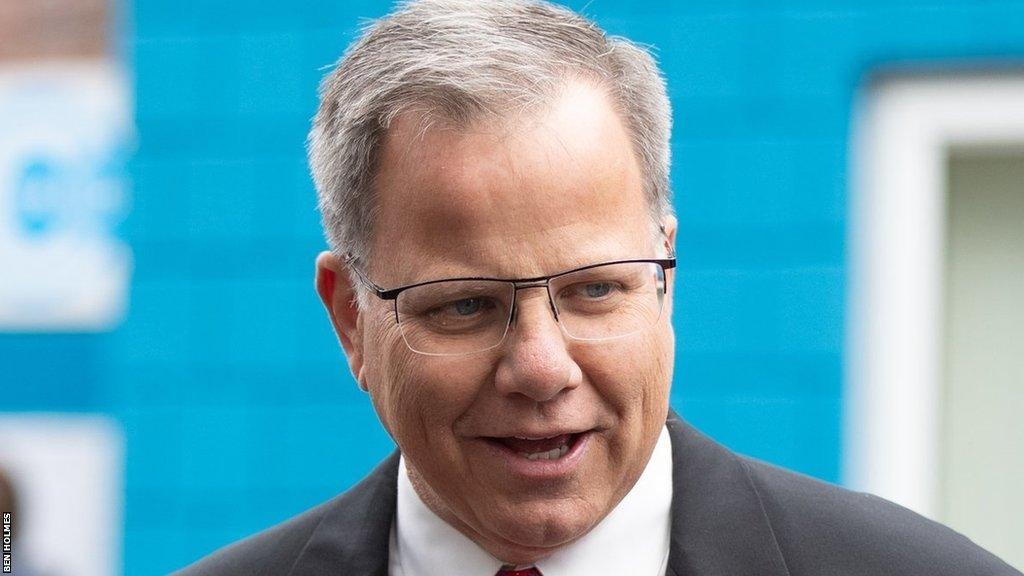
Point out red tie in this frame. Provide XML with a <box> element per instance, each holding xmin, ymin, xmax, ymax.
<box><xmin>495</xmin><ymin>568</ymin><xmax>542</xmax><ymax>576</ymax></box>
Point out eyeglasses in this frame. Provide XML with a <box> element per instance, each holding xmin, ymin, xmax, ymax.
<box><xmin>348</xmin><ymin>257</ymin><xmax>676</xmax><ymax>356</ymax></box>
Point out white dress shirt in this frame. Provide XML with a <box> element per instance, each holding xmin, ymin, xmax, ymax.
<box><xmin>388</xmin><ymin>426</ymin><xmax>673</xmax><ymax>576</ymax></box>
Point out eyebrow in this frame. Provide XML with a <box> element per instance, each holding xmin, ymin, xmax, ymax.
<box><xmin>368</xmin><ymin>257</ymin><xmax>676</xmax><ymax>300</ymax></box>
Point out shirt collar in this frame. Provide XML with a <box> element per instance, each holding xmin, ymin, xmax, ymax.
<box><xmin>389</xmin><ymin>426</ymin><xmax>673</xmax><ymax>576</ymax></box>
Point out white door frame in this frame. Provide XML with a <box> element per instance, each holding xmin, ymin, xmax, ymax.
<box><xmin>845</xmin><ymin>73</ymin><xmax>1024</xmax><ymax>518</ymax></box>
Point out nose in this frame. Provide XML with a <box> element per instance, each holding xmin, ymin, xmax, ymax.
<box><xmin>493</xmin><ymin>288</ymin><xmax>582</xmax><ymax>402</ymax></box>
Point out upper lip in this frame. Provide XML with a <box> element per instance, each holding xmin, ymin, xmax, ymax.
<box><xmin>481</xmin><ymin>428</ymin><xmax>592</xmax><ymax>440</ymax></box>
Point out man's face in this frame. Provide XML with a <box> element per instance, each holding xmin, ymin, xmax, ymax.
<box><xmin>322</xmin><ymin>82</ymin><xmax>675</xmax><ymax>562</ymax></box>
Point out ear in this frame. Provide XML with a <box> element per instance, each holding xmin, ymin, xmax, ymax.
<box><xmin>315</xmin><ymin>251</ymin><xmax>368</xmax><ymax>391</ymax></box>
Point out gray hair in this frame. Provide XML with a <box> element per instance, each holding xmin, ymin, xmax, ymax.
<box><xmin>308</xmin><ymin>0</ymin><xmax>673</xmax><ymax>279</ymax></box>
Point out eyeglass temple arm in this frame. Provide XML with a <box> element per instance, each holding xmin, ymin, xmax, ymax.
<box><xmin>659</xmin><ymin>224</ymin><xmax>677</xmax><ymax>260</ymax></box>
<box><xmin>342</xmin><ymin>252</ymin><xmax>390</xmax><ymax>299</ymax></box>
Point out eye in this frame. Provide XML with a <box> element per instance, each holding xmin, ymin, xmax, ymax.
<box><xmin>583</xmin><ymin>282</ymin><xmax>613</xmax><ymax>298</ymax></box>
<box><xmin>427</xmin><ymin>296</ymin><xmax>497</xmax><ymax>321</ymax></box>
<box><xmin>452</xmin><ymin>297</ymin><xmax>483</xmax><ymax>316</ymax></box>
<box><xmin>560</xmin><ymin>281</ymin><xmax>620</xmax><ymax>303</ymax></box>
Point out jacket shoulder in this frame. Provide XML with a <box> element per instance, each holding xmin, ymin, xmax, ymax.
<box><xmin>741</xmin><ymin>457</ymin><xmax>1021</xmax><ymax>576</ymax></box>
<box><xmin>171</xmin><ymin>496</ymin><xmax>334</xmax><ymax>576</ymax></box>
<box><xmin>172</xmin><ymin>451</ymin><xmax>400</xmax><ymax>576</ymax></box>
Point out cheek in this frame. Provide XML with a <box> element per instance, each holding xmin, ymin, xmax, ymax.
<box><xmin>576</xmin><ymin>346</ymin><xmax>642</xmax><ymax>409</ymax></box>
<box><xmin>654</xmin><ymin>321</ymin><xmax>675</xmax><ymax>398</ymax></box>
<box><xmin>365</xmin><ymin>319</ymin><xmax>493</xmax><ymax>444</ymax></box>
<box><xmin>641</xmin><ymin>325</ymin><xmax>674</xmax><ymax>417</ymax></box>
<box><xmin>577</xmin><ymin>331</ymin><xmax>671</xmax><ymax>408</ymax></box>
<box><xmin>572</xmin><ymin>329</ymin><xmax>673</xmax><ymax>461</ymax></box>
<box><xmin>364</xmin><ymin>316</ymin><xmax>422</xmax><ymax>436</ymax></box>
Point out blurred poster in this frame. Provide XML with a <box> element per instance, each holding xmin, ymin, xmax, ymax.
<box><xmin>0</xmin><ymin>61</ymin><xmax>131</xmax><ymax>331</ymax></box>
<box><xmin>0</xmin><ymin>414</ymin><xmax>123</xmax><ymax>576</ymax></box>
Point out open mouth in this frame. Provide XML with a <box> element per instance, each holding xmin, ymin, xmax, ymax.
<box><xmin>487</xmin><ymin>432</ymin><xmax>587</xmax><ymax>461</ymax></box>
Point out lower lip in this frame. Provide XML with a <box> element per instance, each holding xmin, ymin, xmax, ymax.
<box><xmin>480</xmin><ymin>431</ymin><xmax>592</xmax><ymax>480</ymax></box>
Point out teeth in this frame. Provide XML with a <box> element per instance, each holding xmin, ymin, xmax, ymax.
<box><xmin>518</xmin><ymin>443</ymin><xmax>570</xmax><ymax>461</ymax></box>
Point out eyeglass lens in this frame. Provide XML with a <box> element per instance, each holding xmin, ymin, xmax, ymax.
<box><xmin>394</xmin><ymin>261</ymin><xmax>667</xmax><ymax>356</ymax></box>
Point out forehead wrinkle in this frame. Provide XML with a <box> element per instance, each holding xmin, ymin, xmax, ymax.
<box><xmin>384</xmin><ymin>173</ymin><xmax>640</xmax><ymax>284</ymax></box>
<box><xmin>381</xmin><ymin>85</ymin><xmax>637</xmax><ymax>230</ymax></box>
<box><xmin>371</xmin><ymin>84</ymin><xmax>650</xmax><ymax>288</ymax></box>
<box><xmin>484</xmin><ymin>128</ymin><xmax>624</xmax><ymax>238</ymax></box>
<box><xmin>407</xmin><ymin>84</ymin><xmax>634</xmax><ymax>233</ymax></box>
<box><xmin>393</xmin><ymin>218</ymin><xmax>646</xmax><ymax>287</ymax></box>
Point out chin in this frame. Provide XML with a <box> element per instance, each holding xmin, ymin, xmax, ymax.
<box><xmin>486</xmin><ymin>498</ymin><xmax>599</xmax><ymax>555</ymax></box>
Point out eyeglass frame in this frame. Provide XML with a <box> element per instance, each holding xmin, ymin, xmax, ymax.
<box><xmin>346</xmin><ymin>255</ymin><xmax>677</xmax><ymax>328</ymax></box>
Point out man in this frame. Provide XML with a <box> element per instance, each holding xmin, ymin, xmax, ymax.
<box><xmin>176</xmin><ymin>1</ymin><xmax>1020</xmax><ymax>574</ymax></box>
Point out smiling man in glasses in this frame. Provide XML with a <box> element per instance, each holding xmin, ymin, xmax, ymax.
<box><xmin>315</xmin><ymin>75</ymin><xmax>680</xmax><ymax>572</ymax></box>
<box><xmin>175</xmin><ymin>1</ymin><xmax>1020</xmax><ymax>575</ymax></box>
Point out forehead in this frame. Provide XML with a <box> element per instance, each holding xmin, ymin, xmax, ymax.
<box><xmin>369</xmin><ymin>82</ymin><xmax>652</xmax><ymax>285</ymax></box>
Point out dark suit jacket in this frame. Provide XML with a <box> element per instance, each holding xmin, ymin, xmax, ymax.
<box><xmin>175</xmin><ymin>412</ymin><xmax>1021</xmax><ymax>575</ymax></box>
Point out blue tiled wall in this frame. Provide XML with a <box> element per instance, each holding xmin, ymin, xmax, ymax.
<box><xmin>3</xmin><ymin>1</ymin><xmax>1024</xmax><ymax>573</ymax></box>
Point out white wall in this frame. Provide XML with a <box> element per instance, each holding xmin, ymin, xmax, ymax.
<box><xmin>846</xmin><ymin>73</ymin><xmax>1024</xmax><ymax>517</ymax></box>
<box><xmin>0</xmin><ymin>414</ymin><xmax>123</xmax><ymax>576</ymax></box>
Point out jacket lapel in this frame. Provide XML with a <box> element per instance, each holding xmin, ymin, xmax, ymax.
<box><xmin>665</xmin><ymin>412</ymin><xmax>790</xmax><ymax>576</ymax></box>
<box><xmin>289</xmin><ymin>451</ymin><xmax>400</xmax><ymax>576</ymax></box>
